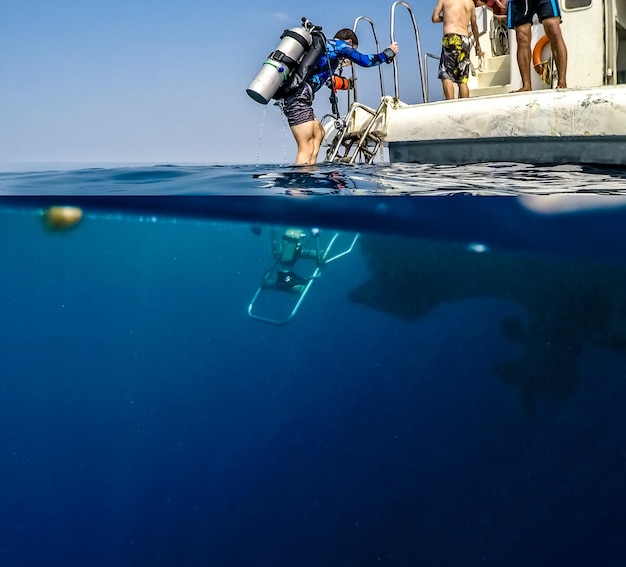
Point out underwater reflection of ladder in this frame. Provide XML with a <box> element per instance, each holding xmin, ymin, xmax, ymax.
<box><xmin>248</xmin><ymin>227</ymin><xmax>360</xmax><ymax>325</ymax></box>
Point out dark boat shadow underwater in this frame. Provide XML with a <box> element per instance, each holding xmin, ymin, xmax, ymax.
<box><xmin>350</xmin><ymin>233</ymin><xmax>626</xmax><ymax>415</ymax></box>
<box><xmin>1</xmin><ymin>188</ymin><xmax>626</xmax><ymax>566</ymax></box>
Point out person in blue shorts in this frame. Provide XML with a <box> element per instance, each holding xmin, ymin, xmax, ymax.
<box><xmin>508</xmin><ymin>0</ymin><xmax>568</xmax><ymax>90</ymax></box>
<box><xmin>281</xmin><ymin>29</ymin><xmax>398</xmax><ymax>165</ymax></box>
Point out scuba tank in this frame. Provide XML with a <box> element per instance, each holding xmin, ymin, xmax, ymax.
<box><xmin>246</xmin><ymin>20</ymin><xmax>315</xmax><ymax>105</ymax></box>
<box><xmin>274</xmin><ymin>26</ymin><xmax>327</xmax><ymax>100</ymax></box>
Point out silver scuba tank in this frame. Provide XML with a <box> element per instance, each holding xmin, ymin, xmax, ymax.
<box><xmin>246</xmin><ymin>26</ymin><xmax>313</xmax><ymax>105</ymax></box>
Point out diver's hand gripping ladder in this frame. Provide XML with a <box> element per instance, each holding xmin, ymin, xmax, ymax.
<box><xmin>325</xmin><ymin>99</ymin><xmax>388</xmax><ymax>164</ymax></box>
<box><xmin>248</xmin><ymin>228</ymin><xmax>360</xmax><ymax>325</ymax></box>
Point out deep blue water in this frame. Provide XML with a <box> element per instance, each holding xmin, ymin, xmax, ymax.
<box><xmin>1</xmin><ymin>163</ymin><xmax>626</xmax><ymax>565</ymax></box>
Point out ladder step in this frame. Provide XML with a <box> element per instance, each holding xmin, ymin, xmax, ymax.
<box><xmin>325</xmin><ymin>102</ymin><xmax>387</xmax><ymax>164</ymax></box>
<box><xmin>342</xmin><ymin>131</ymin><xmax>385</xmax><ymax>141</ymax></box>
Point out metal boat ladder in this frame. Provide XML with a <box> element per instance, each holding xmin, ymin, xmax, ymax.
<box><xmin>324</xmin><ymin>100</ymin><xmax>388</xmax><ymax>164</ymax></box>
<box><xmin>324</xmin><ymin>1</ymin><xmax>428</xmax><ymax>164</ymax></box>
<box><xmin>248</xmin><ymin>228</ymin><xmax>360</xmax><ymax>325</ymax></box>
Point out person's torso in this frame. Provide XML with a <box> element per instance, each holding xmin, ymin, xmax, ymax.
<box><xmin>442</xmin><ymin>0</ymin><xmax>474</xmax><ymax>36</ymax></box>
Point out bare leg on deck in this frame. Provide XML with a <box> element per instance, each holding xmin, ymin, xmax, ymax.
<box><xmin>514</xmin><ymin>23</ymin><xmax>533</xmax><ymax>92</ymax></box>
<box><xmin>543</xmin><ymin>17</ymin><xmax>568</xmax><ymax>88</ymax></box>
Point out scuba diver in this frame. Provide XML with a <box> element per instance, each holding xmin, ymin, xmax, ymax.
<box><xmin>247</xmin><ymin>223</ymin><xmax>361</xmax><ymax>325</ymax></box>
<box><xmin>267</xmin><ymin>228</ymin><xmax>316</xmax><ymax>294</ymax></box>
<box><xmin>282</xmin><ymin>28</ymin><xmax>398</xmax><ymax>165</ymax></box>
<box><xmin>247</xmin><ymin>20</ymin><xmax>398</xmax><ymax>166</ymax></box>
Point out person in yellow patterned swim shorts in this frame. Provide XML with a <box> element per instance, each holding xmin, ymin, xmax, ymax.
<box><xmin>439</xmin><ymin>33</ymin><xmax>472</xmax><ymax>92</ymax></box>
<box><xmin>432</xmin><ymin>0</ymin><xmax>483</xmax><ymax>99</ymax></box>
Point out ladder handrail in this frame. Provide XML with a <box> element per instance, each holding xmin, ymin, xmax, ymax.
<box><xmin>323</xmin><ymin>234</ymin><xmax>360</xmax><ymax>263</ymax></box>
<box><xmin>390</xmin><ymin>0</ymin><xmax>428</xmax><ymax>102</ymax></box>
<box><xmin>352</xmin><ymin>16</ymin><xmax>385</xmax><ymax>103</ymax></box>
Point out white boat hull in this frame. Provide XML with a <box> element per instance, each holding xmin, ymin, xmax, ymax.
<box><xmin>384</xmin><ymin>86</ymin><xmax>626</xmax><ymax>165</ymax></box>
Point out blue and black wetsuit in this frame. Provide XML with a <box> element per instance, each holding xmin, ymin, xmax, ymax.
<box><xmin>282</xmin><ymin>39</ymin><xmax>392</xmax><ymax>127</ymax></box>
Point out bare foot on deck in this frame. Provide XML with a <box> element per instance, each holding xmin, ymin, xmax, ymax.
<box><xmin>510</xmin><ymin>87</ymin><xmax>532</xmax><ymax>93</ymax></box>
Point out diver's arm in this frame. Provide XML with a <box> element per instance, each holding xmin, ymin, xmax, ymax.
<box><xmin>336</xmin><ymin>41</ymin><xmax>398</xmax><ymax>67</ymax></box>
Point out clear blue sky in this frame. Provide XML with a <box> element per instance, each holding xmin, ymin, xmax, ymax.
<box><xmin>1</xmin><ymin>1</ymin><xmax>444</xmax><ymax>165</ymax></box>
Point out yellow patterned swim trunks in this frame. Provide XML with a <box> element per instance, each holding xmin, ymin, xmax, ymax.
<box><xmin>438</xmin><ymin>33</ymin><xmax>471</xmax><ymax>84</ymax></box>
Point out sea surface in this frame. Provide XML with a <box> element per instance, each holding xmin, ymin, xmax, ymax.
<box><xmin>1</xmin><ymin>162</ymin><xmax>626</xmax><ymax>566</ymax></box>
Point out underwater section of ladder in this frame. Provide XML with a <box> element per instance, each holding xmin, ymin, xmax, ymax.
<box><xmin>248</xmin><ymin>227</ymin><xmax>360</xmax><ymax>325</ymax></box>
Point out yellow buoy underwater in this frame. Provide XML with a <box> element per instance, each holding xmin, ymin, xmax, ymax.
<box><xmin>43</xmin><ymin>206</ymin><xmax>83</xmax><ymax>229</ymax></box>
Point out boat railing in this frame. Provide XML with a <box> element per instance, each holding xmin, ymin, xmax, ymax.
<box><xmin>424</xmin><ymin>52</ymin><xmax>440</xmax><ymax>102</ymax></box>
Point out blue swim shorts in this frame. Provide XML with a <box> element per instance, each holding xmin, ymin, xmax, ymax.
<box><xmin>508</xmin><ymin>0</ymin><xmax>562</xmax><ymax>28</ymax></box>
